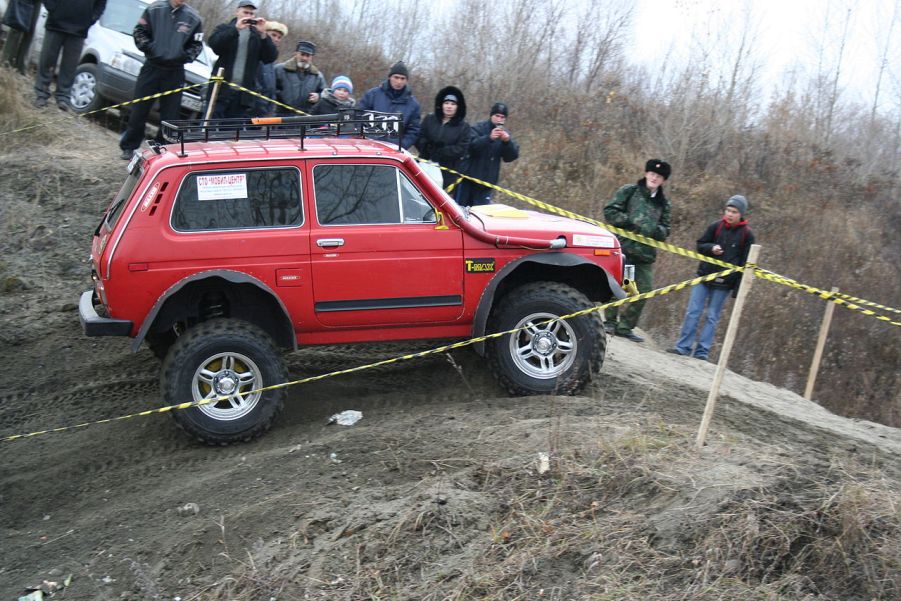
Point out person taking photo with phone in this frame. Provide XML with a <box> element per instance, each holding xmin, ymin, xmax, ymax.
<box><xmin>455</xmin><ymin>102</ymin><xmax>519</xmax><ymax>207</ymax></box>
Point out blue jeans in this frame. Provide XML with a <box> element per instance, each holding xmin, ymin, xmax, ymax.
<box><xmin>674</xmin><ymin>284</ymin><xmax>731</xmax><ymax>359</ymax></box>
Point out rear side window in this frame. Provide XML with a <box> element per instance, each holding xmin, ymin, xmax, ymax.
<box><xmin>313</xmin><ymin>164</ymin><xmax>436</xmax><ymax>225</ymax></box>
<box><xmin>171</xmin><ymin>168</ymin><xmax>302</xmax><ymax>232</ymax></box>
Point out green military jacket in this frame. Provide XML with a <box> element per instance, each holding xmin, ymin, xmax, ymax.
<box><xmin>603</xmin><ymin>180</ymin><xmax>671</xmax><ymax>264</ymax></box>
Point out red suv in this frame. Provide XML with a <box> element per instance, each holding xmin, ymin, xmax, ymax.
<box><xmin>79</xmin><ymin>114</ymin><xmax>627</xmax><ymax>444</ymax></box>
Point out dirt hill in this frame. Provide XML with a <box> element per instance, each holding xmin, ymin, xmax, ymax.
<box><xmin>0</xmin><ymin>75</ymin><xmax>898</xmax><ymax>600</ymax></box>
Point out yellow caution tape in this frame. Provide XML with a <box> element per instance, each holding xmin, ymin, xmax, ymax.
<box><xmin>1</xmin><ymin>267</ymin><xmax>740</xmax><ymax>443</ymax></box>
<box><xmin>0</xmin><ymin>82</ymin><xmax>207</xmax><ymax>136</ymax></box>
<box><xmin>415</xmin><ymin>158</ymin><xmax>901</xmax><ymax>321</ymax></box>
<box><xmin>754</xmin><ymin>268</ymin><xmax>901</xmax><ymax>326</ymax></box>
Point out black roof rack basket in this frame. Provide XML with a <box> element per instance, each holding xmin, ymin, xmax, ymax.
<box><xmin>160</xmin><ymin>109</ymin><xmax>405</xmax><ymax>156</ymax></box>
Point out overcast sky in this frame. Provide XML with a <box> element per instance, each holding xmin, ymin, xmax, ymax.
<box><xmin>631</xmin><ymin>0</ymin><xmax>899</xmax><ymax>108</ymax></box>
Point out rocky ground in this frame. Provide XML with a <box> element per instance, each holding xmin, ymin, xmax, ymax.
<box><xmin>0</xmin><ymin>88</ymin><xmax>898</xmax><ymax>601</ymax></box>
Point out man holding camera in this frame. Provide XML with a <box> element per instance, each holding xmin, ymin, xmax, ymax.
<box><xmin>208</xmin><ymin>0</ymin><xmax>277</xmax><ymax>118</ymax></box>
<box><xmin>455</xmin><ymin>102</ymin><xmax>519</xmax><ymax>207</ymax></box>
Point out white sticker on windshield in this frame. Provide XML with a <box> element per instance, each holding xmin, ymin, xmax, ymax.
<box><xmin>196</xmin><ymin>173</ymin><xmax>248</xmax><ymax>201</ymax></box>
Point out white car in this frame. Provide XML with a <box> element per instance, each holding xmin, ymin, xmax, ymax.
<box><xmin>28</xmin><ymin>0</ymin><xmax>215</xmax><ymax>117</ymax></box>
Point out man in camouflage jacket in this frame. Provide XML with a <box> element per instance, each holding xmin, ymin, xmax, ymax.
<box><xmin>602</xmin><ymin>159</ymin><xmax>672</xmax><ymax>342</ymax></box>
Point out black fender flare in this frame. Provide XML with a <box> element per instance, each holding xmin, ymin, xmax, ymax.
<box><xmin>471</xmin><ymin>253</ymin><xmax>625</xmax><ymax>356</ymax></box>
<box><xmin>131</xmin><ymin>269</ymin><xmax>295</xmax><ymax>352</ymax></box>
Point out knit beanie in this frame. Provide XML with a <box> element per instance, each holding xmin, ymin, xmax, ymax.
<box><xmin>331</xmin><ymin>75</ymin><xmax>353</xmax><ymax>93</ymax></box>
<box><xmin>388</xmin><ymin>61</ymin><xmax>409</xmax><ymax>77</ymax></box>
<box><xmin>725</xmin><ymin>194</ymin><xmax>748</xmax><ymax>217</ymax></box>
<box><xmin>644</xmin><ymin>159</ymin><xmax>671</xmax><ymax>180</ymax></box>
<box><xmin>490</xmin><ymin>102</ymin><xmax>509</xmax><ymax>116</ymax></box>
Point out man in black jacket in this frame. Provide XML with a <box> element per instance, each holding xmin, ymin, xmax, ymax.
<box><xmin>667</xmin><ymin>195</ymin><xmax>755</xmax><ymax>360</ymax></box>
<box><xmin>119</xmin><ymin>0</ymin><xmax>203</xmax><ymax>159</ymax></box>
<box><xmin>33</xmin><ymin>0</ymin><xmax>106</xmax><ymax>110</ymax></box>
<box><xmin>208</xmin><ymin>0</ymin><xmax>277</xmax><ymax>118</ymax></box>
<box><xmin>454</xmin><ymin>102</ymin><xmax>519</xmax><ymax>207</ymax></box>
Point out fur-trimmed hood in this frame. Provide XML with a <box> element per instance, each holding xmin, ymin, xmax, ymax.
<box><xmin>432</xmin><ymin>85</ymin><xmax>466</xmax><ymax>124</ymax></box>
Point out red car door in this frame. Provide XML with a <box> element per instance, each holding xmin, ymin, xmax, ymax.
<box><xmin>308</xmin><ymin>160</ymin><xmax>464</xmax><ymax>328</ymax></box>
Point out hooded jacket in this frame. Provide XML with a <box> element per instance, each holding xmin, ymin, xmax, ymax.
<box><xmin>358</xmin><ymin>80</ymin><xmax>421</xmax><ymax>149</ymax></box>
<box><xmin>603</xmin><ymin>179</ymin><xmax>671</xmax><ymax>264</ymax></box>
<box><xmin>43</xmin><ymin>0</ymin><xmax>105</xmax><ymax>39</ymax></box>
<box><xmin>274</xmin><ymin>56</ymin><xmax>327</xmax><ymax>114</ymax></box>
<box><xmin>133</xmin><ymin>0</ymin><xmax>203</xmax><ymax>69</ymax></box>
<box><xmin>415</xmin><ymin>86</ymin><xmax>470</xmax><ymax>188</ymax></box>
<box><xmin>696</xmin><ymin>218</ymin><xmax>755</xmax><ymax>289</ymax></box>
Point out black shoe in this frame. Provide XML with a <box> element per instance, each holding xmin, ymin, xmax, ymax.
<box><xmin>616</xmin><ymin>331</ymin><xmax>645</xmax><ymax>343</ymax></box>
<box><xmin>120</xmin><ymin>149</ymin><xmax>134</xmax><ymax>160</ymax></box>
<box><xmin>693</xmin><ymin>355</ymin><xmax>710</xmax><ymax>361</ymax></box>
<box><xmin>603</xmin><ymin>323</ymin><xmax>615</xmax><ymax>335</ymax></box>
<box><xmin>57</xmin><ymin>101</ymin><xmax>70</xmax><ymax>112</ymax></box>
<box><xmin>666</xmin><ymin>348</ymin><xmax>686</xmax><ymax>356</ymax></box>
<box><xmin>33</xmin><ymin>97</ymin><xmax>48</xmax><ymax>108</ymax></box>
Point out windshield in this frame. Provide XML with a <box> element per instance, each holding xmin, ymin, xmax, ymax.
<box><xmin>99</xmin><ymin>0</ymin><xmax>147</xmax><ymax>36</ymax></box>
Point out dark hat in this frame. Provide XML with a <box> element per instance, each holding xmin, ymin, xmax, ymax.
<box><xmin>644</xmin><ymin>159</ymin><xmax>671</xmax><ymax>180</ymax></box>
<box><xmin>237</xmin><ymin>0</ymin><xmax>257</xmax><ymax>8</ymax></box>
<box><xmin>389</xmin><ymin>61</ymin><xmax>409</xmax><ymax>77</ymax></box>
<box><xmin>295</xmin><ymin>40</ymin><xmax>316</xmax><ymax>55</ymax></box>
<box><xmin>443</xmin><ymin>93</ymin><xmax>458</xmax><ymax>103</ymax></box>
<box><xmin>725</xmin><ymin>194</ymin><xmax>748</xmax><ymax>217</ymax></box>
<box><xmin>490</xmin><ymin>102</ymin><xmax>508</xmax><ymax>116</ymax></box>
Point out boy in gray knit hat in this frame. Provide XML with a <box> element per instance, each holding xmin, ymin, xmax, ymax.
<box><xmin>667</xmin><ymin>195</ymin><xmax>755</xmax><ymax>360</ymax></box>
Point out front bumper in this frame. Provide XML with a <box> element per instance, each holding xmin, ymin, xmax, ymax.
<box><xmin>79</xmin><ymin>290</ymin><xmax>132</xmax><ymax>337</ymax></box>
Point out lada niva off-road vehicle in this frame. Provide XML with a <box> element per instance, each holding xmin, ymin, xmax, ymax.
<box><xmin>79</xmin><ymin>112</ymin><xmax>629</xmax><ymax>444</ymax></box>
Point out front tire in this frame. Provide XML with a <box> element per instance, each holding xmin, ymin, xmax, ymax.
<box><xmin>487</xmin><ymin>282</ymin><xmax>605</xmax><ymax>395</ymax></box>
<box><xmin>161</xmin><ymin>319</ymin><xmax>287</xmax><ymax>445</ymax></box>
<box><xmin>69</xmin><ymin>63</ymin><xmax>106</xmax><ymax>114</ymax></box>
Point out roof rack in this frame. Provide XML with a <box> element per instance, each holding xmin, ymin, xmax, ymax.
<box><xmin>160</xmin><ymin>109</ymin><xmax>405</xmax><ymax>156</ymax></box>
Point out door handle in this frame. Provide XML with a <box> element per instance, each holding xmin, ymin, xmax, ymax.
<box><xmin>316</xmin><ymin>238</ymin><xmax>345</xmax><ymax>248</ymax></box>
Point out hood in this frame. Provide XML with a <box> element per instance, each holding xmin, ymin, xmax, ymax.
<box><xmin>467</xmin><ymin>204</ymin><xmax>619</xmax><ymax>248</ymax></box>
<box><xmin>432</xmin><ymin>85</ymin><xmax>466</xmax><ymax>123</ymax></box>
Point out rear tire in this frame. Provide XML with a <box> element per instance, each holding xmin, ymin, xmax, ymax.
<box><xmin>161</xmin><ymin>319</ymin><xmax>286</xmax><ymax>445</ymax></box>
<box><xmin>487</xmin><ymin>282</ymin><xmax>605</xmax><ymax>395</ymax></box>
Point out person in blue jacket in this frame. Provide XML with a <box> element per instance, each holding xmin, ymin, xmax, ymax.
<box><xmin>357</xmin><ymin>61</ymin><xmax>421</xmax><ymax>149</ymax></box>
<box><xmin>454</xmin><ymin>102</ymin><xmax>519</xmax><ymax>207</ymax></box>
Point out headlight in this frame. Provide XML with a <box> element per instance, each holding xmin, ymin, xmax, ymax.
<box><xmin>572</xmin><ymin>233</ymin><xmax>616</xmax><ymax>248</ymax></box>
<box><xmin>110</xmin><ymin>52</ymin><xmax>142</xmax><ymax>77</ymax></box>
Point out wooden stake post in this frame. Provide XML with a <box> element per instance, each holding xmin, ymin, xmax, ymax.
<box><xmin>204</xmin><ymin>68</ymin><xmax>225</xmax><ymax>121</ymax></box>
<box><xmin>696</xmin><ymin>244</ymin><xmax>761</xmax><ymax>449</ymax></box>
<box><xmin>804</xmin><ymin>286</ymin><xmax>839</xmax><ymax>400</ymax></box>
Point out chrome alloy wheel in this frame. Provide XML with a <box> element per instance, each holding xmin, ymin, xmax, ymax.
<box><xmin>508</xmin><ymin>311</ymin><xmax>577</xmax><ymax>379</ymax></box>
<box><xmin>70</xmin><ymin>70</ymin><xmax>97</xmax><ymax>110</ymax></box>
<box><xmin>191</xmin><ymin>352</ymin><xmax>263</xmax><ymax>421</ymax></box>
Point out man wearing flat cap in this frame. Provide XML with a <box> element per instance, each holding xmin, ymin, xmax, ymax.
<box><xmin>358</xmin><ymin>61</ymin><xmax>421</xmax><ymax>149</ymax></box>
<box><xmin>207</xmin><ymin>0</ymin><xmax>277</xmax><ymax>118</ymax></box>
<box><xmin>603</xmin><ymin>159</ymin><xmax>673</xmax><ymax>342</ymax></box>
<box><xmin>275</xmin><ymin>39</ymin><xmax>327</xmax><ymax>115</ymax></box>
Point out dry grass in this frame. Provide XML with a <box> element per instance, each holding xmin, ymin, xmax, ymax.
<box><xmin>179</xmin><ymin>424</ymin><xmax>898</xmax><ymax>600</ymax></box>
<box><xmin>0</xmin><ymin>66</ymin><xmax>57</xmax><ymax>145</ymax></box>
